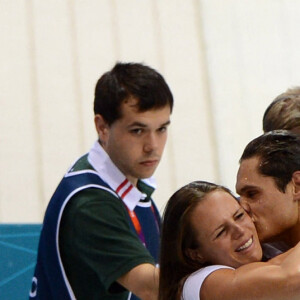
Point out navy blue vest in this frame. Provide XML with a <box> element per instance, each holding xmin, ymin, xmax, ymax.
<box><xmin>29</xmin><ymin>171</ymin><xmax>160</xmax><ymax>299</ymax></box>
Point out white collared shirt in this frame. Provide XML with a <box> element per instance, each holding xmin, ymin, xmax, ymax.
<box><xmin>87</xmin><ymin>141</ymin><xmax>156</xmax><ymax>211</ymax></box>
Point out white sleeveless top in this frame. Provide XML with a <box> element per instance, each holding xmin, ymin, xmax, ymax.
<box><xmin>181</xmin><ymin>265</ymin><xmax>234</xmax><ymax>300</ymax></box>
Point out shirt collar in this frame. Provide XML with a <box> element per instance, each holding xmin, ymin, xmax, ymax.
<box><xmin>87</xmin><ymin>141</ymin><xmax>156</xmax><ymax>211</ymax></box>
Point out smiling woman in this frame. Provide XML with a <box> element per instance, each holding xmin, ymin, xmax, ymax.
<box><xmin>187</xmin><ymin>188</ymin><xmax>262</xmax><ymax>268</ymax></box>
<box><xmin>159</xmin><ymin>181</ymin><xmax>300</xmax><ymax>300</ymax></box>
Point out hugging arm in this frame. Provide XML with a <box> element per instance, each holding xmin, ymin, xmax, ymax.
<box><xmin>200</xmin><ymin>242</ymin><xmax>300</xmax><ymax>300</ymax></box>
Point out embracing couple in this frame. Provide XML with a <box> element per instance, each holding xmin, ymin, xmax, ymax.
<box><xmin>160</xmin><ymin>130</ymin><xmax>300</xmax><ymax>300</ymax></box>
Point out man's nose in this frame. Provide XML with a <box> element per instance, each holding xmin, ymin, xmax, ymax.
<box><xmin>143</xmin><ymin>133</ymin><xmax>158</xmax><ymax>152</ymax></box>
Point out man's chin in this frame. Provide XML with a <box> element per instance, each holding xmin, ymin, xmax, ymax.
<box><xmin>258</xmin><ymin>233</ymin><xmax>280</xmax><ymax>244</ymax></box>
<box><xmin>257</xmin><ymin>231</ymin><xmax>271</xmax><ymax>244</ymax></box>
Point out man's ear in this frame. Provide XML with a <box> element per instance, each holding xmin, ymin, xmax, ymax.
<box><xmin>94</xmin><ymin>114</ymin><xmax>109</xmax><ymax>145</ymax></box>
<box><xmin>292</xmin><ymin>171</ymin><xmax>300</xmax><ymax>201</ymax></box>
<box><xmin>185</xmin><ymin>248</ymin><xmax>205</xmax><ymax>264</ymax></box>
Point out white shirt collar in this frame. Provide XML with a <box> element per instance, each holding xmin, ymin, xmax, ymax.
<box><xmin>87</xmin><ymin>141</ymin><xmax>156</xmax><ymax>211</ymax></box>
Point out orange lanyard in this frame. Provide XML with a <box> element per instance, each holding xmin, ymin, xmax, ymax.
<box><xmin>117</xmin><ymin>179</ymin><xmax>159</xmax><ymax>246</ymax></box>
<box><xmin>126</xmin><ymin>208</ymin><xmax>146</xmax><ymax>246</ymax></box>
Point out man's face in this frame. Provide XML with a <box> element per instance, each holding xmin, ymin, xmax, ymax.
<box><xmin>236</xmin><ymin>156</ymin><xmax>298</xmax><ymax>243</ymax></box>
<box><xmin>97</xmin><ymin>98</ymin><xmax>171</xmax><ymax>186</ymax></box>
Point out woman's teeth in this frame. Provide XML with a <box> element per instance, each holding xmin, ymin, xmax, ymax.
<box><xmin>237</xmin><ymin>237</ymin><xmax>253</xmax><ymax>252</ymax></box>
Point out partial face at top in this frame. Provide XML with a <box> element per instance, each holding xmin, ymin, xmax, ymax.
<box><xmin>189</xmin><ymin>190</ymin><xmax>262</xmax><ymax>268</ymax></box>
<box><xmin>236</xmin><ymin>156</ymin><xmax>299</xmax><ymax>243</ymax></box>
<box><xmin>95</xmin><ymin>98</ymin><xmax>171</xmax><ymax>186</ymax></box>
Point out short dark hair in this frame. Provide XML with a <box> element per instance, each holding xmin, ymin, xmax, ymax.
<box><xmin>263</xmin><ymin>87</ymin><xmax>300</xmax><ymax>133</ymax></box>
<box><xmin>240</xmin><ymin>130</ymin><xmax>300</xmax><ymax>192</ymax></box>
<box><xmin>94</xmin><ymin>62</ymin><xmax>173</xmax><ymax>125</ymax></box>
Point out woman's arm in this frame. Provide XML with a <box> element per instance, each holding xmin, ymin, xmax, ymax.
<box><xmin>200</xmin><ymin>242</ymin><xmax>300</xmax><ymax>300</ymax></box>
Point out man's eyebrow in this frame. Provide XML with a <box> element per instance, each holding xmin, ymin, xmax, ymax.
<box><xmin>237</xmin><ymin>185</ymin><xmax>255</xmax><ymax>194</ymax></box>
<box><xmin>128</xmin><ymin>122</ymin><xmax>147</xmax><ymax>128</ymax></box>
<box><xmin>161</xmin><ymin>120</ymin><xmax>171</xmax><ymax>127</ymax></box>
<box><xmin>128</xmin><ymin>120</ymin><xmax>171</xmax><ymax>128</ymax></box>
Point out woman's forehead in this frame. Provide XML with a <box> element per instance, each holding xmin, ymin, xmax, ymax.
<box><xmin>191</xmin><ymin>191</ymin><xmax>240</xmax><ymax>229</ymax></box>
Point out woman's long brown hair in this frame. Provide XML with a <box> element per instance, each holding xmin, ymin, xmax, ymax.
<box><xmin>158</xmin><ymin>181</ymin><xmax>234</xmax><ymax>300</ymax></box>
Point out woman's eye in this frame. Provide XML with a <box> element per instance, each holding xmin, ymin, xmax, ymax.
<box><xmin>216</xmin><ymin>229</ymin><xmax>225</xmax><ymax>238</ymax></box>
<box><xmin>236</xmin><ymin>212</ymin><xmax>244</xmax><ymax>219</ymax></box>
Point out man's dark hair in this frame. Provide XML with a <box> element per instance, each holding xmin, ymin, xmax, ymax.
<box><xmin>94</xmin><ymin>62</ymin><xmax>173</xmax><ymax>125</ymax></box>
<box><xmin>240</xmin><ymin>130</ymin><xmax>300</xmax><ymax>192</ymax></box>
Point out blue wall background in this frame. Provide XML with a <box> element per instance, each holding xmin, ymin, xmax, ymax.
<box><xmin>0</xmin><ymin>224</ymin><xmax>41</xmax><ymax>300</ymax></box>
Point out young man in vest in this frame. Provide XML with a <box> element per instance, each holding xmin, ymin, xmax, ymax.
<box><xmin>236</xmin><ymin>130</ymin><xmax>300</xmax><ymax>252</ymax></box>
<box><xmin>30</xmin><ymin>62</ymin><xmax>174</xmax><ymax>299</ymax></box>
